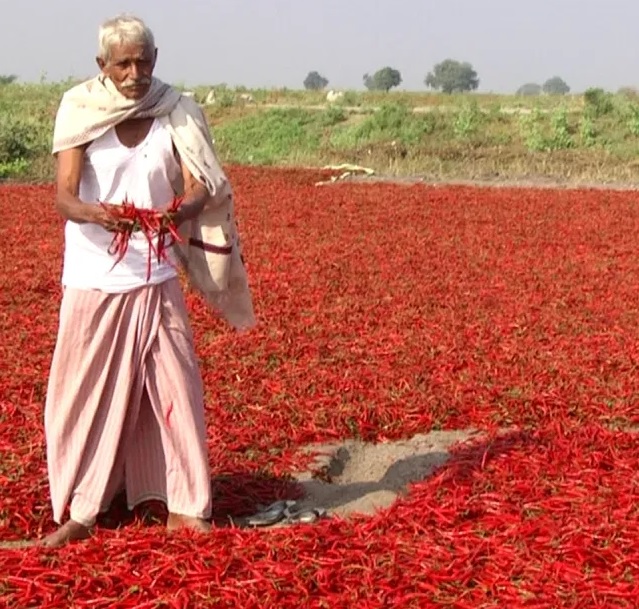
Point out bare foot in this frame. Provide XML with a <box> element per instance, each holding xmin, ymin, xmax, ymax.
<box><xmin>39</xmin><ymin>520</ymin><xmax>92</xmax><ymax>548</ymax></box>
<box><xmin>166</xmin><ymin>513</ymin><xmax>211</xmax><ymax>533</ymax></box>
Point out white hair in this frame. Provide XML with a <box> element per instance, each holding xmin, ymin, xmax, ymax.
<box><xmin>98</xmin><ymin>14</ymin><xmax>155</xmax><ymax>61</ymax></box>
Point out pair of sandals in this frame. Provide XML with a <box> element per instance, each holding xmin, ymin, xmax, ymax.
<box><xmin>241</xmin><ymin>500</ymin><xmax>326</xmax><ymax>528</ymax></box>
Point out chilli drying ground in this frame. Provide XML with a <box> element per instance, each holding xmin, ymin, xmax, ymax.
<box><xmin>2</xmin><ymin>167</ymin><xmax>639</xmax><ymax>607</ymax></box>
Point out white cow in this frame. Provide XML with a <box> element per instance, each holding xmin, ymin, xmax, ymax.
<box><xmin>326</xmin><ymin>90</ymin><xmax>344</xmax><ymax>103</ymax></box>
<box><xmin>182</xmin><ymin>91</ymin><xmax>196</xmax><ymax>98</ymax></box>
<box><xmin>238</xmin><ymin>93</ymin><xmax>255</xmax><ymax>104</ymax></box>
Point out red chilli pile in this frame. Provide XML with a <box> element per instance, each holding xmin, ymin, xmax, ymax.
<box><xmin>2</xmin><ymin>167</ymin><xmax>639</xmax><ymax>607</ymax></box>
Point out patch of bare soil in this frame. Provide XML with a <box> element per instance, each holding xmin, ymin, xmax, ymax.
<box><xmin>292</xmin><ymin>430</ymin><xmax>479</xmax><ymax>518</ymax></box>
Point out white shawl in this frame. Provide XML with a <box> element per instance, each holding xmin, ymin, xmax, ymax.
<box><xmin>52</xmin><ymin>75</ymin><xmax>255</xmax><ymax>331</ymax></box>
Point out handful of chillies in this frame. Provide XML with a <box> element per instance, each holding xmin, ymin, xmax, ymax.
<box><xmin>100</xmin><ymin>196</ymin><xmax>183</xmax><ymax>281</ymax></box>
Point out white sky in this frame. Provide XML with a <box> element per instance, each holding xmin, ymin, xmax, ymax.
<box><xmin>1</xmin><ymin>0</ymin><xmax>636</xmax><ymax>93</ymax></box>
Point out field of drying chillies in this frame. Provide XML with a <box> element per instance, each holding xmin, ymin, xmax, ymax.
<box><xmin>2</xmin><ymin>166</ymin><xmax>639</xmax><ymax>607</ymax></box>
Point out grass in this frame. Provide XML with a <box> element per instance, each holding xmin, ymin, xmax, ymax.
<box><xmin>3</xmin><ymin>81</ymin><xmax>639</xmax><ymax>184</ymax></box>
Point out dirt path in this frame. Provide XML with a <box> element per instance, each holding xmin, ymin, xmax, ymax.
<box><xmin>319</xmin><ymin>172</ymin><xmax>639</xmax><ymax>192</ymax></box>
<box><xmin>258</xmin><ymin>103</ymin><xmax>551</xmax><ymax>116</ymax></box>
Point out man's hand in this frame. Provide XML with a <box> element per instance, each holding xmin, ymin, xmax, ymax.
<box><xmin>89</xmin><ymin>204</ymin><xmax>122</xmax><ymax>231</ymax></box>
<box><xmin>169</xmin><ymin>195</ymin><xmax>213</xmax><ymax>228</ymax></box>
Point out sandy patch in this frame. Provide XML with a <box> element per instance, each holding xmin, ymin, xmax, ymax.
<box><xmin>291</xmin><ymin>429</ymin><xmax>480</xmax><ymax>518</ymax></box>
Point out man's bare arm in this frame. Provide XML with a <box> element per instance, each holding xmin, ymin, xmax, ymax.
<box><xmin>55</xmin><ymin>147</ymin><xmax>113</xmax><ymax>228</ymax></box>
<box><xmin>173</xmin><ymin>157</ymin><xmax>210</xmax><ymax>226</ymax></box>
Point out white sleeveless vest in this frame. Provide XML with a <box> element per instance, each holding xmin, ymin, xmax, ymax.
<box><xmin>62</xmin><ymin>120</ymin><xmax>182</xmax><ymax>292</ymax></box>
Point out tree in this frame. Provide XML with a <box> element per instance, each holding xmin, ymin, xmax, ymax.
<box><xmin>516</xmin><ymin>83</ymin><xmax>542</xmax><ymax>96</ymax></box>
<box><xmin>304</xmin><ymin>71</ymin><xmax>329</xmax><ymax>91</ymax></box>
<box><xmin>543</xmin><ymin>76</ymin><xmax>570</xmax><ymax>95</ymax></box>
<box><xmin>0</xmin><ymin>74</ymin><xmax>17</xmax><ymax>85</ymax></box>
<box><xmin>363</xmin><ymin>67</ymin><xmax>402</xmax><ymax>92</ymax></box>
<box><xmin>425</xmin><ymin>60</ymin><xmax>479</xmax><ymax>94</ymax></box>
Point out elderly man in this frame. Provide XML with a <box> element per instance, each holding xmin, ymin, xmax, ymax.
<box><xmin>41</xmin><ymin>14</ymin><xmax>253</xmax><ymax>547</ymax></box>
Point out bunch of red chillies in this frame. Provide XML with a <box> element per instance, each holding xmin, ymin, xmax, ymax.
<box><xmin>101</xmin><ymin>196</ymin><xmax>183</xmax><ymax>281</ymax></box>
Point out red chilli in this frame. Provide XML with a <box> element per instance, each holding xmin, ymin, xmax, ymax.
<box><xmin>100</xmin><ymin>196</ymin><xmax>184</xmax><ymax>281</ymax></box>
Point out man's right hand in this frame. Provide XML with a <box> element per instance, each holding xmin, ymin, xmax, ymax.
<box><xmin>88</xmin><ymin>204</ymin><xmax>121</xmax><ymax>231</ymax></box>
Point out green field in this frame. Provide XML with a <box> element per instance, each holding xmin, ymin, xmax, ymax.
<box><xmin>3</xmin><ymin>81</ymin><xmax>639</xmax><ymax>185</ymax></box>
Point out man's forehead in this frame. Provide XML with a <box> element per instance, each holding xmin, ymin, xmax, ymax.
<box><xmin>108</xmin><ymin>42</ymin><xmax>153</xmax><ymax>62</ymax></box>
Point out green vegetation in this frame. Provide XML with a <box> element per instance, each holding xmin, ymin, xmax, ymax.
<box><xmin>3</xmin><ymin>79</ymin><xmax>639</xmax><ymax>185</ymax></box>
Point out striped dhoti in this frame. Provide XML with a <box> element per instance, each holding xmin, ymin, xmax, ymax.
<box><xmin>44</xmin><ymin>277</ymin><xmax>212</xmax><ymax>527</ymax></box>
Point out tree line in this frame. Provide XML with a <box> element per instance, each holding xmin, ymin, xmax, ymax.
<box><xmin>304</xmin><ymin>60</ymin><xmax>572</xmax><ymax>95</ymax></box>
<box><xmin>0</xmin><ymin>64</ymin><xmax>573</xmax><ymax>96</ymax></box>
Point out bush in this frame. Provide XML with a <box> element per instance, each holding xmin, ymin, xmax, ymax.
<box><xmin>0</xmin><ymin>114</ymin><xmax>50</xmax><ymax>177</ymax></box>
<box><xmin>329</xmin><ymin>103</ymin><xmax>436</xmax><ymax>149</ymax></box>
<box><xmin>549</xmin><ymin>107</ymin><xmax>573</xmax><ymax>150</ymax></box>
<box><xmin>320</xmin><ymin>105</ymin><xmax>347</xmax><ymax>127</ymax></box>
<box><xmin>583</xmin><ymin>88</ymin><xmax>614</xmax><ymax>118</ymax></box>
<box><xmin>519</xmin><ymin>107</ymin><xmax>573</xmax><ymax>152</ymax></box>
<box><xmin>453</xmin><ymin>101</ymin><xmax>483</xmax><ymax>138</ymax></box>
<box><xmin>359</xmin><ymin>103</ymin><xmax>435</xmax><ymax>143</ymax></box>
<box><xmin>627</xmin><ymin>104</ymin><xmax>639</xmax><ymax>136</ymax></box>
<box><xmin>580</xmin><ymin>115</ymin><xmax>597</xmax><ymax>147</ymax></box>
<box><xmin>214</xmin><ymin>108</ymin><xmax>321</xmax><ymax>164</ymax></box>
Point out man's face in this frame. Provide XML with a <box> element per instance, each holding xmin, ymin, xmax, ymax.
<box><xmin>97</xmin><ymin>42</ymin><xmax>157</xmax><ymax>100</ymax></box>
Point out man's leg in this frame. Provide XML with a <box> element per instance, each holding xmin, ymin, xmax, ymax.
<box><xmin>122</xmin><ymin>387</ymin><xmax>168</xmax><ymax>510</ymax></box>
<box><xmin>43</xmin><ymin>285</ymin><xmax>161</xmax><ymax>547</ymax></box>
<box><xmin>140</xmin><ymin>278</ymin><xmax>212</xmax><ymax>531</ymax></box>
